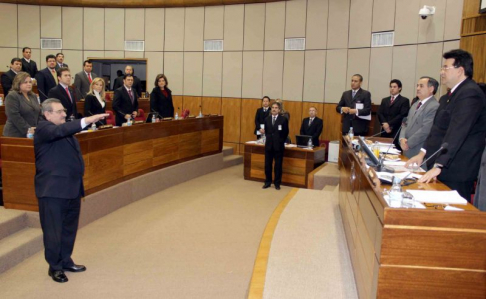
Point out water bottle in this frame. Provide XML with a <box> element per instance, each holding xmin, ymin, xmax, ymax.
<box><xmin>91</xmin><ymin>122</ymin><xmax>97</xmax><ymax>131</ymax></box>
<box><xmin>348</xmin><ymin>127</ymin><xmax>354</xmax><ymax>140</ymax></box>
<box><xmin>0</xmin><ymin>97</ymin><xmax>3</xmax><ymax>106</ymax></box>
<box><xmin>262</xmin><ymin>134</ymin><xmax>266</xmax><ymax>144</ymax></box>
<box><xmin>152</xmin><ymin>114</ymin><xmax>156</xmax><ymax>123</ymax></box>
<box><xmin>175</xmin><ymin>112</ymin><xmax>179</xmax><ymax>120</ymax></box>
<box><xmin>69</xmin><ymin>115</ymin><xmax>75</xmax><ymax>122</ymax></box>
<box><xmin>307</xmin><ymin>138</ymin><xmax>313</xmax><ymax>149</ymax></box>
<box><xmin>388</xmin><ymin>176</ymin><xmax>403</xmax><ymax>208</ymax></box>
<box><xmin>26</xmin><ymin>127</ymin><xmax>34</xmax><ymax>139</ymax></box>
<box><xmin>127</xmin><ymin>118</ymin><xmax>132</xmax><ymax>126</ymax></box>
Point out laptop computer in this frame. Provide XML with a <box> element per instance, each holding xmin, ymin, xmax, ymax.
<box><xmin>295</xmin><ymin>135</ymin><xmax>312</xmax><ymax>148</ymax></box>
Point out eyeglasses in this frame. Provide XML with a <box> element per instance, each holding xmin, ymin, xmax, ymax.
<box><xmin>51</xmin><ymin>109</ymin><xmax>67</xmax><ymax>114</ymax></box>
<box><xmin>440</xmin><ymin>66</ymin><xmax>457</xmax><ymax>71</ymax></box>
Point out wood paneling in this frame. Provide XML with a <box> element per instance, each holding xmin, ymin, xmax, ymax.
<box><xmin>173</xmin><ymin>95</ymin><xmax>183</xmax><ymax>116</ymax></box>
<box><xmin>282</xmin><ymin>101</ymin><xmax>302</xmax><ymax>144</ymax></box>
<box><xmin>322</xmin><ymin>103</ymin><xmax>341</xmax><ymax>142</ymax></box>
<box><xmin>239</xmin><ymin>98</ymin><xmax>261</xmax><ymax>144</ymax></box>
<box><xmin>222</xmin><ymin>97</ymin><xmax>242</xmax><ymax>143</ymax></box>
<box><xmin>1</xmin><ymin>116</ymin><xmax>224</xmax><ymax>211</ymax></box>
<box><xmin>461</xmin><ymin>34</ymin><xmax>486</xmax><ymax>83</ymax></box>
<box><xmin>201</xmin><ymin>97</ymin><xmax>222</xmax><ymax>115</ymax></box>
<box><xmin>182</xmin><ymin>96</ymin><xmax>201</xmax><ymax>116</ymax></box>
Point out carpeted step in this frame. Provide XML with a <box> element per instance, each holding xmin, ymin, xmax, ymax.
<box><xmin>0</xmin><ymin>227</ymin><xmax>43</xmax><ymax>274</ymax></box>
<box><xmin>0</xmin><ymin>207</ymin><xmax>27</xmax><ymax>241</ymax></box>
<box><xmin>313</xmin><ymin>162</ymin><xmax>340</xmax><ymax>190</ymax></box>
<box><xmin>223</xmin><ymin>155</ymin><xmax>243</xmax><ymax>168</ymax></box>
<box><xmin>222</xmin><ymin>146</ymin><xmax>234</xmax><ymax>157</ymax></box>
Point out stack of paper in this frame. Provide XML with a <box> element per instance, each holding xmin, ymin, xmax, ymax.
<box><xmin>406</xmin><ymin>190</ymin><xmax>468</xmax><ymax>205</ymax></box>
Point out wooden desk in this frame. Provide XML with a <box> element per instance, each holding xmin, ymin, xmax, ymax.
<box><xmin>244</xmin><ymin>143</ymin><xmax>325</xmax><ymax>188</ymax></box>
<box><xmin>1</xmin><ymin>116</ymin><xmax>223</xmax><ymax>212</ymax></box>
<box><xmin>339</xmin><ymin>136</ymin><xmax>486</xmax><ymax>299</ymax></box>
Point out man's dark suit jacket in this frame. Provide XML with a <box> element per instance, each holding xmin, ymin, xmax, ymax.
<box><xmin>21</xmin><ymin>58</ymin><xmax>38</xmax><ymax>78</ymax></box>
<box><xmin>150</xmin><ymin>86</ymin><xmax>174</xmax><ymax>118</ymax></box>
<box><xmin>54</xmin><ymin>63</ymin><xmax>68</xmax><ymax>71</ymax></box>
<box><xmin>113</xmin><ymin>86</ymin><xmax>139</xmax><ymax>126</ymax></box>
<box><xmin>377</xmin><ymin>94</ymin><xmax>410</xmax><ymax>138</ymax></box>
<box><xmin>254</xmin><ymin>107</ymin><xmax>270</xmax><ymax>136</ymax></box>
<box><xmin>48</xmin><ymin>84</ymin><xmax>78</xmax><ymax>120</ymax></box>
<box><xmin>113</xmin><ymin>75</ymin><xmax>142</xmax><ymax>97</ymax></box>
<box><xmin>264</xmin><ymin>114</ymin><xmax>289</xmax><ymax>152</ymax></box>
<box><xmin>336</xmin><ymin>88</ymin><xmax>372</xmax><ymax>135</ymax></box>
<box><xmin>1</xmin><ymin>70</ymin><xmax>16</xmax><ymax>95</ymax></box>
<box><xmin>300</xmin><ymin>117</ymin><xmax>323</xmax><ymax>147</ymax></box>
<box><xmin>35</xmin><ymin>68</ymin><xmax>57</xmax><ymax>102</ymax></box>
<box><xmin>34</xmin><ymin>119</ymin><xmax>85</xmax><ymax>200</ymax></box>
<box><xmin>84</xmin><ymin>94</ymin><xmax>106</xmax><ymax>125</ymax></box>
<box><xmin>424</xmin><ymin>78</ymin><xmax>486</xmax><ymax>182</ymax></box>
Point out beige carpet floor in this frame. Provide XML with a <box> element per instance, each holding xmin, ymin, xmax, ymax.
<box><xmin>263</xmin><ymin>187</ymin><xmax>357</xmax><ymax>299</ymax></box>
<box><xmin>0</xmin><ymin>165</ymin><xmax>289</xmax><ymax>299</ymax></box>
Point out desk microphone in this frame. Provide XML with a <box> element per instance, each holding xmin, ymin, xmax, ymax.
<box><xmin>401</xmin><ymin>142</ymin><xmax>449</xmax><ymax>184</ymax></box>
<box><xmin>87</xmin><ymin>112</ymin><xmax>105</xmax><ymax>126</ymax></box>
<box><xmin>376</xmin><ymin>125</ymin><xmax>404</xmax><ymax>173</ymax></box>
<box><xmin>36</xmin><ymin>88</ymin><xmax>49</xmax><ymax>102</ymax></box>
<box><xmin>365</xmin><ymin>130</ymin><xmax>387</xmax><ymax>139</ymax></box>
<box><xmin>151</xmin><ymin>109</ymin><xmax>160</xmax><ymax>118</ymax></box>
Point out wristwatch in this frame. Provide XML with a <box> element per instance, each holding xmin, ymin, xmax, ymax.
<box><xmin>433</xmin><ymin>163</ymin><xmax>443</xmax><ymax>169</ymax></box>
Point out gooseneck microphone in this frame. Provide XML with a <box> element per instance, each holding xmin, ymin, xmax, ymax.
<box><xmin>401</xmin><ymin>142</ymin><xmax>449</xmax><ymax>182</ymax></box>
<box><xmin>376</xmin><ymin>125</ymin><xmax>404</xmax><ymax>173</ymax></box>
<box><xmin>365</xmin><ymin>130</ymin><xmax>387</xmax><ymax>139</ymax></box>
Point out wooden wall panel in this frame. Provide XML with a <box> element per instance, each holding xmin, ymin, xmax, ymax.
<box><xmin>182</xmin><ymin>96</ymin><xmax>202</xmax><ymax>116</ymax></box>
<box><xmin>323</xmin><ymin>103</ymin><xmax>341</xmax><ymax>141</ymax></box>
<box><xmin>239</xmin><ymin>98</ymin><xmax>260</xmax><ymax>144</ymax></box>
<box><xmin>282</xmin><ymin>101</ymin><xmax>302</xmax><ymax>144</ymax></box>
<box><xmin>222</xmin><ymin>98</ymin><xmax>242</xmax><ymax>143</ymax></box>
<box><xmin>460</xmin><ymin>34</ymin><xmax>486</xmax><ymax>84</ymax></box>
<box><xmin>201</xmin><ymin>97</ymin><xmax>222</xmax><ymax>115</ymax></box>
<box><xmin>173</xmin><ymin>95</ymin><xmax>183</xmax><ymax>116</ymax></box>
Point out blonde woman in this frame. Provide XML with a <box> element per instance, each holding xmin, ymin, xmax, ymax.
<box><xmin>84</xmin><ymin>77</ymin><xmax>106</xmax><ymax>124</ymax></box>
<box><xmin>3</xmin><ymin>72</ymin><xmax>41</xmax><ymax>137</ymax></box>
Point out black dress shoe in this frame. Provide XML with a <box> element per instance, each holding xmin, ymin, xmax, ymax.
<box><xmin>63</xmin><ymin>264</ymin><xmax>86</xmax><ymax>272</ymax></box>
<box><xmin>275</xmin><ymin>185</ymin><xmax>281</xmax><ymax>190</ymax></box>
<box><xmin>48</xmin><ymin>269</ymin><xmax>68</xmax><ymax>283</ymax></box>
<box><xmin>262</xmin><ymin>183</ymin><xmax>271</xmax><ymax>189</ymax></box>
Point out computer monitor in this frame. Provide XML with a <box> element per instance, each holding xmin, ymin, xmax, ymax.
<box><xmin>357</xmin><ymin>136</ymin><xmax>380</xmax><ymax>166</ymax></box>
<box><xmin>296</xmin><ymin>135</ymin><xmax>312</xmax><ymax>147</ymax></box>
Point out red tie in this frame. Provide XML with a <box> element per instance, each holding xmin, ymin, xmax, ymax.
<box><xmin>88</xmin><ymin>73</ymin><xmax>92</xmax><ymax>83</ymax></box>
<box><xmin>65</xmin><ymin>87</ymin><xmax>73</xmax><ymax>103</ymax></box>
<box><xmin>128</xmin><ymin>89</ymin><xmax>134</xmax><ymax>104</ymax></box>
<box><xmin>448</xmin><ymin>91</ymin><xmax>452</xmax><ymax>96</ymax></box>
<box><xmin>390</xmin><ymin>96</ymin><xmax>395</xmax><ymax>104</ymax></box>
<box><xmin>416</xmin><ymin>101</ymin><xmax>422</xmax><ymax>110</ymax></box>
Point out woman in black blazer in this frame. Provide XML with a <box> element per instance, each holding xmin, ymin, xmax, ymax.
<box><xmin>84</xmin><ymin>77</ymin><xmax>107</xmax><ymax>125</ymax></box>
<box><xmin>150</xmin><ymin>74</ymin><xmax>174</xmax><ymax>118</ymax></box>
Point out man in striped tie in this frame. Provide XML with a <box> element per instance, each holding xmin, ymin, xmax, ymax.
<box><xmin>74</xmin><ymin>60</ymin><xmax>98</xmax><ymax>100</ymax></box>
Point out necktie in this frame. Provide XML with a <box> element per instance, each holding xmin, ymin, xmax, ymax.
<box><xmin>128</xmin><ymin>89</ymin><xmax>134</xmax><ymax>104</ymax></box>
<box><xmin>272</xmin><ymin>116</ymin><xmax>276</xmax><ymax>126</ymax></box>
<box><xmin>88</xmin><ymin>73</ymin><xmax>92</xmax><ymax>83</ymax></box>
<box><xmin>448</xmin><ymin>91</ymin><xmax>452</xmax><ymax>96</ymax></box>
<box><xmin>390</xmin><ymin>96</ymin><xmax>395</xmax><ymax>104</ymax></box>
<box><xmin>416</xmin><ymin>101</ymin><xmax>422</xmax><ymax>111</ymax></box>
<box><xmin>65</xmin><ymin>87</ymin><xmax>72</xmax><ymax>103</ymax></box>
<box><xmin>51</xmin><ymin>69</ymin><xmax>58</xmax><ymax>84</ymax></box>
<box><xmin>309</xmin><ymin>118</ymin><xmax>313</xmax><ymax>126</ymax></box>
<box><xmin>352</xmin><ymin>90</ymin><xmax>356</xmax><ymax>99</ymax></box>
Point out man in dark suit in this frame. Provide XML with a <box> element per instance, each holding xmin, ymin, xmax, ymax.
<box><xmin>35</xmin><ymin>54</ymin><xmax>58</xmax><ymax>102</ymax></box>
<box><xmin>113</xmin><ymin>65</ymin><xmax>142</xmax><ymax>97</ymax></box>
<box><xmin>74</xmin><ymin>60</ymin><xmax>98</xmax><ymax>100</ymax></box>
<box><xmin>336</xmin><ymin>74</ymin><xmax>372</xmax><ymax>136</ymax></box>
<box><xmin>407</xmin><ymin>49</ymin><xmax>486</xmax><ymax>200</ymax></box>
<box><xmin>1</xmin><ymin>58</ymin><xmax>22</xmax><ymax>95</ymax></box>
<box><xmin>300</xmin><ymin>106</ymin><xmax>323</xmax><ymax>147</ymax></box>
<box><xmin>262</xmin><ymin>102</ymin><xmax>289</xmax><ymax>190</ymax></box>
<box><xmin>35</xmin><ymin>98</ymin><xmax>107</xmax><ymax>283</ymax></box>
<box><xmin>21</xmin><ymin>47</ymin><xmax>38</xmax><ymax>78</ymax></box>
<box><xmin>54</xmin><ymin>53</ymin><xmax>68</xmax><ymax>70</ymax></box>
<box><xmin>48</xmin><ymin>67</ymin><xmax>78</xmax><ymax>121</ymax></box>
<box><xmin>377</xmin><ymin>79</ymin><xmax>410</xmax><ymax>144</ymax></box>
<box><xmin>113</xmin><ymin>74</ymin><xmax>139</xmax><ymax>126</ymax></box>
<box><xmin>254</xmin><ymin>96</ymin><xmax>271</xmax><ymax>139</ymax></box>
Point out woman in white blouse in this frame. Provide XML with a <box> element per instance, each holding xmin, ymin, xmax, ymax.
<box><xmin>84</xmin><ymin>77</ymin><xmax>107</xmax><ymax>124</ymax></box>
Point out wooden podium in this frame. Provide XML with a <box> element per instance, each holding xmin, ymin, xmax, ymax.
<box><xmin>339</xmin><ymin>135</ymin><xmax>486</xmax><ymax>299</ymax></box>
<box><xmin>1</xmin><ymin>116</ymin><xmax>223</xmax><ymax>211</ymax></box>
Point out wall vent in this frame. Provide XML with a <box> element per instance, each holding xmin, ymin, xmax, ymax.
<box><xmin>285</xmin><ymin>38</ymin><xmax>305</xmax><ymax>51</ymax></box>
<box><xmin>125</xmin><ymin>41</ymin><xmax>145</xmax><ymax>52</ymax></box>
<box><xmin>41</xmin><ymin>39</ymin><xmax>62</xmax><ymax>50</ymax></box>
<box><xmin>371</xmin><ymin>32</ymin><xmax>394</xmax><ymax>47</ymax></box>
<box><xmin>204</xmin><ymin>40</ymin><xmax>223</xmax><ymax>51</ymax></box>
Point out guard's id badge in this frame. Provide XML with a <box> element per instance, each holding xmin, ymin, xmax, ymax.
<box><xmin>278</xmin><ymin>125</ymin><xmax>282</xmax><ymax>131</ymax></box>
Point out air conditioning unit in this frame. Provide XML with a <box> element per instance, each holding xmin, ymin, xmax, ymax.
<box><xmin>371</xmin><ymin>32</ymin><xmax>394</xmax><ymax>47</ymax></box>
<box><xmin>125</xmin><ymin>41</ymin><xmax>145</xmax><ymax>52</ymax></box>
<box><xmin>285</xmin><ymin>38</ymin><xmax>305</xmax><ymax>51</ymax></box>
<box><xmin>41</xmin><ymin>39</ymin><xmax>62</xmax><ymax>50</ymax></box>
<box><xmin>204</xmin><ymin>40</ymin><xmax>223</xmax><ymax>51</ymax></box>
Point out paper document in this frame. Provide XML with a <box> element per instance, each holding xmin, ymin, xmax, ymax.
<box><xmin>355</xmin><ymin>103</ymin><xmax>371</xmax><ymax>120</ymax></box>
<box><xmin>406</xmin><ymin>190</ymin><xmax>468</xmax><ymax>205</ymax></box>
<box><xmin>382</xmin><ymin>161</ymin><xmax>426</xmax><ymax>172</ymax></box>
<box><xmin>376</xmin><ymin>172</ymin><xmax>422</xmax><ymax>183</ymax></box>
<box><xmin>246</xmin><ymin>141</ymin><xmax>258</xmax><ymax>144</ymax></box>
<box><xmin>444</xmin><ymin>206</ymin><xmax>464</xmax><ymax>211</ymax></box>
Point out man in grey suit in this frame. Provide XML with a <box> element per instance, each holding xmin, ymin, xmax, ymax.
<box><xmin>74</xmin><ymin>60</ymin><xmax>97</xmax><ymax>100</ymax></box>
<box><xmin>399</xmin><ymin>76</ymin><xmax>440</xmax><ymax>164</ymax></box>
